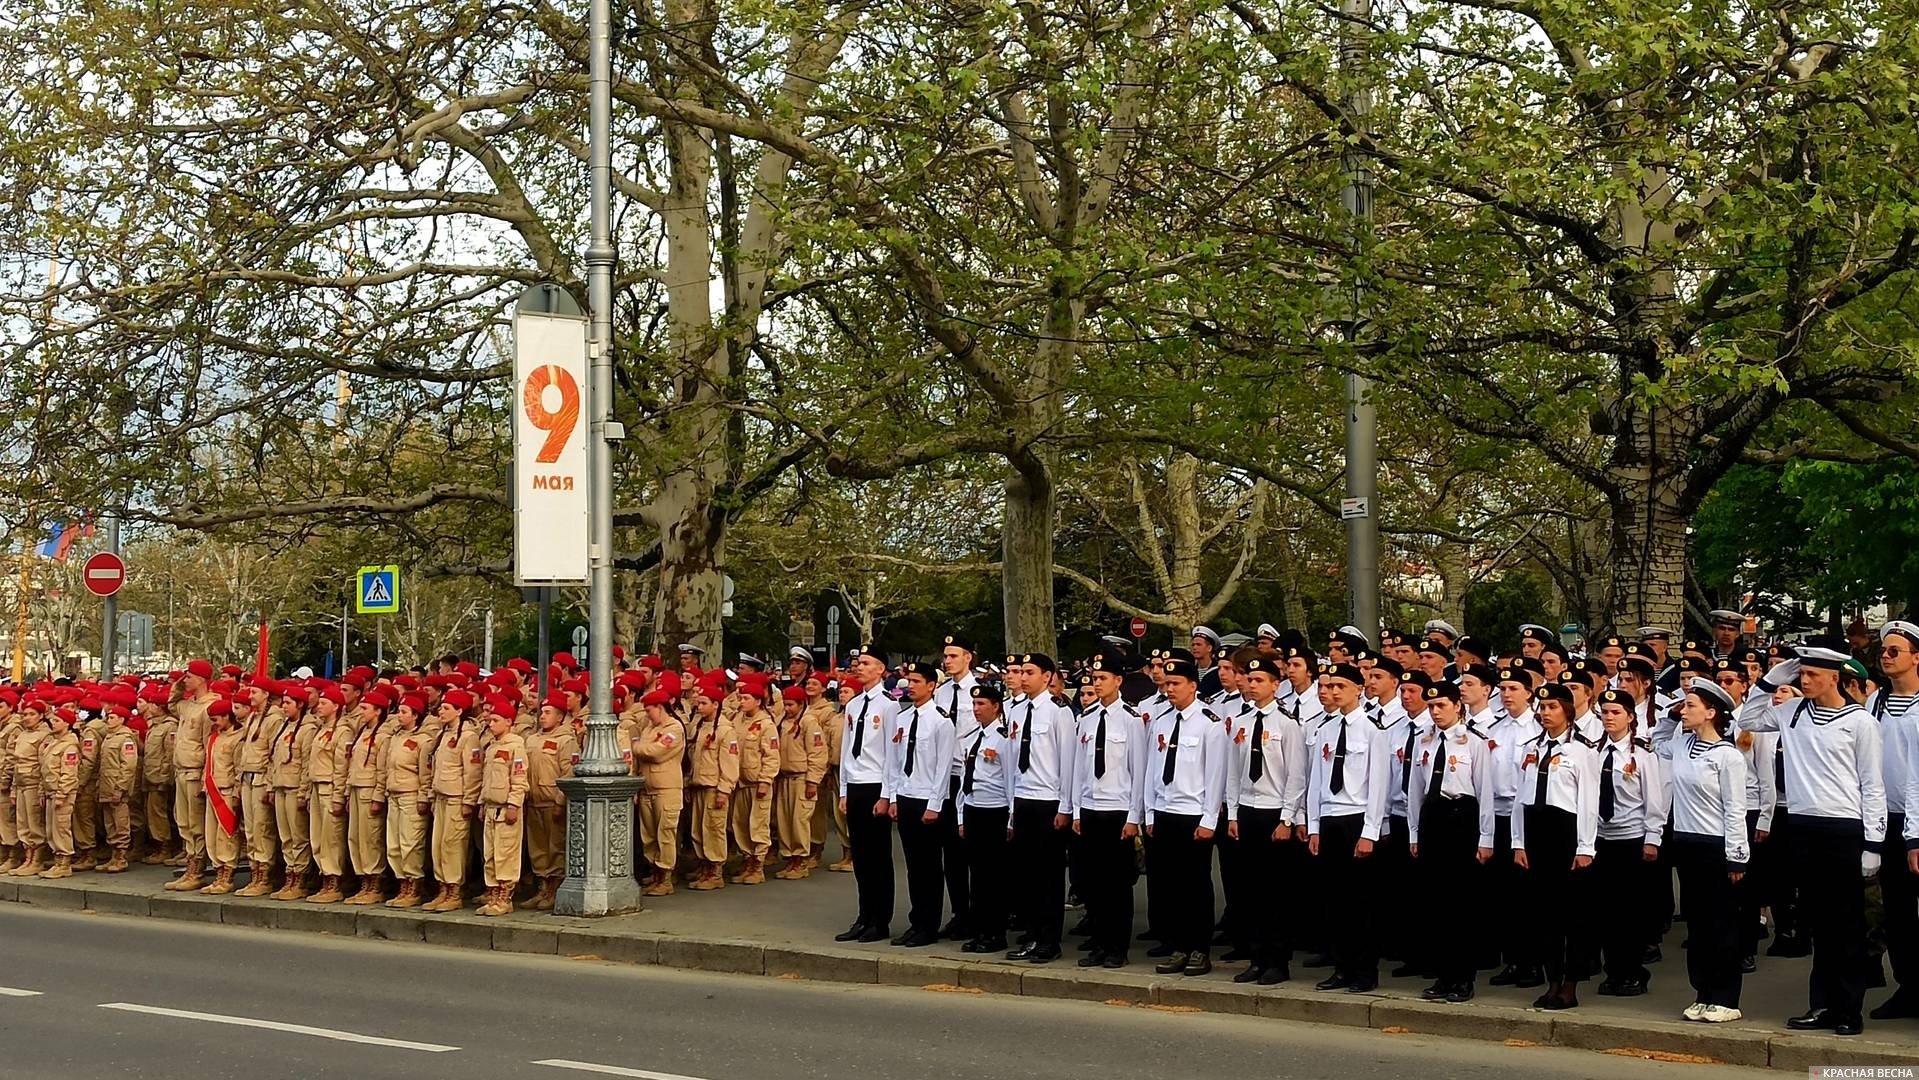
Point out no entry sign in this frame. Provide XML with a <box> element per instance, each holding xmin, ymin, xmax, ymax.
<box><xmin>83</xmin><ymin>551</ymin><xmax>126</xmax><ymax>597</ymax></box>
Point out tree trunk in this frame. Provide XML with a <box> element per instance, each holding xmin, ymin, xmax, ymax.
<box><xmin>1163</xmin><ymin>453</ymin><xmax>1204</xmax><ymax>631</ymax></box>
<box><xmin>1433</xmin><ymin>541</ymin><xmax>1469</xmax><ymax>632</ymax></box>
<box><xmin>1606</xmin><ymin>475</ymin><xmax>1689</xmax><ymax>630</ymax></box>
<box><xmin>1002</xmin><ymin>459</ymin><xmax>1057</xmax><ymax>654</ymax></box>
<box><xmin>654</xmin><ymin>482</ymin><xmax>725</xmax><ymax>657</ymax></box>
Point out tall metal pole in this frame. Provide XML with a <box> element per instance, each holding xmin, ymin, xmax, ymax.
<box><xmin>1340</xmin><ymin>0</ymin><xmax>1380</xmax><ymax>642</ymax></box>
<box><xmin>556</xmin><ymin>0</ymin><xmax>643</xmax><ymax>916</ymax></box>
<box><xmin>100</xmin><ymin>517</ymin><xmax>121</xmax><ymax>679</ymax></box>
<box><xmin>483</xmin><ymin>605</ymin><xmax>495</xmax><ymax>670</ymax></box>
<box><xmin>537</xmin><ymin>588</ymin><xmax>552</xmax><ymax>699</ymax></box>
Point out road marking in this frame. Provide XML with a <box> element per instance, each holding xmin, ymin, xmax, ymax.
<box><xmin>531</xmin><ymin>1059</ymin><xmax>709</xmax><ymax>1080</ymax></box>
<box><xmin>0</xmin><ymin>987</ymin><xmax>44</xmax><ymax>997</ymax></box>
<box><xmin>98</xmin><ymin>1003</ymin><xmax>460</xmax><ymax>1053</ymax></box>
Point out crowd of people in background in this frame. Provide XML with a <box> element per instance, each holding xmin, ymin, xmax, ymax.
<box><xmin>1</xmin><ymin>609</ymin><xmax>1915</xmax><ymax>1038</ymax></box>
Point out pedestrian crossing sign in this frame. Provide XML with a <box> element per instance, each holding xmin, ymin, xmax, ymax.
<box><xmin>356</xmin><ymin>565</ymin><xmax>401</xmax><ymax>614</ymax></box>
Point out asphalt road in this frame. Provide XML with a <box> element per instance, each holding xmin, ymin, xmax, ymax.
<box><xmin>0</xmin><ymin>907</ymin><xmax>1774</xmax><ymax>1080</ymax></box>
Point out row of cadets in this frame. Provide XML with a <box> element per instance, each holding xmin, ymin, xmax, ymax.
<box><xmin>834</xmin><ymin>647</ymin><xmax>899</xmax><ymax>944</ymax></box>
<box><xmin>1223</xmin><ymin>653</ymin><xmax>1308</xmax><ymax>984</ymax></box>
<box><xmin>1141</xmin><ymin>656</ymin><xmax>1230</xmax><ymax>976</ymax></box>
<box><xmin>1004</xmin><ymin>653</ymin><xmax>1077</xmax><ymax>963</ymax></box>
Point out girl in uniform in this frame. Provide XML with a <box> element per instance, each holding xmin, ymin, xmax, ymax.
<box><xmin>1512</xmin><ymin>682</ymin><xmax>1599</xmax><ymax>1010</ymax></box>
<box><xmin>1664</xmin><ymin>676</ymin><xmax>1750</xmax><ymax>1022</ymax></box>
<box><xmin>1590</xmin><ymin>688</ymin><xmax>1665</xmax><ymax>997</ymax></box>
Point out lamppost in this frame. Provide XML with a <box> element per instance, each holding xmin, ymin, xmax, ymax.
<box><xmin>554</xmin><ymin>0</ymin><xmax>644</xmax><ymax>917</ymax></box>
<box><xmin>1340</xmin><ymin>0</ymin><xmax>1380</xmax><ymax>642</ymax></box>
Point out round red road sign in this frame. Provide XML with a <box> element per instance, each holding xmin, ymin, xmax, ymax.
<box><xmin>83</xmin><ymin>551</ymin><xmax>126</xmax><ymax>597</ymax></box>
<box><xmin>1129</xmin><ymin>616</ymin><xmax>1148</xmax><ymax>638</ymax></box>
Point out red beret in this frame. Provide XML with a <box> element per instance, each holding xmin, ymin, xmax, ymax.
<box><xmin>541</xmin><ymin>692</ymin><xmax>570</xmax><ymax>713</ymax></box>
<box><xmin>658</xmin><ymin>672</ymin><xmax>683</xmax><ymax>698</ymax></box>
<box><xmin>504</xmin><ymin>658</ymin><xmax>533</xmax><ymax>674</ymax></box>
<box><xmin>640</xmin><ymin>654</ymin><xmax>664</xmax><ymax>671</ymax></box>
<box><xmin>552</xmin><ymin>652</ymin><xmax>578</xmax><ymax>671</ymax></box>
<box><xmin>781</xmin><ymin>684</ymin><xmax>805</xmax><ymax>702</ymax></box>
<box><xmin>400</xmin><ymin>693</ymin><xmax>428</xmax><ymax>717</ymax></box>
<box><xmin>697</xmin><ymin>675</ymin><xmax>729</xmax><ymax>701</ymax></box>
<box><xmin>207</xmin><ymin>698</ymin><xmax>232</xmax><ymax>717</ymax></box>
<box><xmin>641</xmin><ymin>688</ymin><xmax>673</xmax><ymax>707</ymax></box>
<box><xmin>221</xmin><ymin>664</ymin><xmax>243</xmax><ymax>677</ymax></box>
<box><xmin>318</xmin><ymin>685</ymin><xmax>346</xmax><ymax>706</ymax></box>
<box><xmin>442</xmin><ymin>688</ymin><xmax>474</xmax><ymax>712</ymax></box>
<box><xmin>108</xmin><ymin>704</ymin><xmax>134</xmax><ymax>720</ymax></box>
<box><xmin>56</xmin><ymin>705</ymin><xmax>78</xmax><ymax>723</ymax></box>
<box><xmin>362</xmin><ymin>689</ymin><xmax>392</xmax><ymax>710</ymax></box>
<box><xmin>456</xmin><ymin>660</ymin><xmax>479</xmax><ymax>678</ymax></box>
<box><xmin>839</xmin><ymin>676</ymin><xmax>863</xmax><ymax>694</ymax></box>
<box><xmin>342</xmin><ymin>672</ymin><xmax>369</xmax><ymax>690</ymax></box>
<box><xmin>484</xmin><ymin>692</ymin><xmax>518</xmax><ymax>718</ymax></box>
<box><xmin>185</xmin><ymin>659</ymin><xmax>214</xmax><ymax>680</ymax></box>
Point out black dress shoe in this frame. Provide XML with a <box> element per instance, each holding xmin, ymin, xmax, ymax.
<box><xmin>1642</xmin><ymin>945</ymin><xmax>1663</xmax><ymax>964</ymax></box>
<box><xmin>1006</xmin><ymin>944</ymin><xmax>1039</xmax><ymax>961</ymax></box>
<box><xmin>1315</xmin><ymin>973</ymin><xmax>1352</xmax><ymax>991</ymax></box>
<box><xmin>1871</xmin><ymin>990</ymin><xmax>1919</xmax><ymax>1020</ymax></box>
<box><xmin>1102</xmin><ymin>953</ymin><xmax>1127</xmax><ymax>969</ymax></box>
<box><xmin>961</xmin><ymin>937</ymin><xmax>999</xmax><ymax>954</ymax></box>
<box><xmin>1421</xmin><ymin>982</ymin><xmax>1450</xmax><ymax>1001</ymax></box>
<box><xmin>1234</xmin><ymin>965</ymin><xmax>1265</xmax><ymax>984</ymax></box>
<box><xmin>858</xmin><ymin>926</ymin><xmax>890</xmax><ymax>943</ymax></box>
<box><xmin>1154</xmin><ymin>952</ymin><xmax>1191</xmax><ymax>975</ymax></box>
<box><xmin>1077</xmin><ymin>937</ymin><xmax>1097</xmax><ymax>951</ymax></box>
<box><xmin>1446</xmin><ymin>984</ymin><xmax>1475</xmax><ymax>1003</ymax></box>
<box><xmin>1490</xmin><ymin>965</ymin><xmax>1521</xmax><ymax>986</ymax></box>
<box><xmin>1182</xmin><ymin>954</ymin><xmax>1212</xmax><ymax>977</ymax></box>
<box><xmin>835</xmin><ymin>923</ymin><xmax>869</xmax><ymax>943</ymax></box>
<box><xmin>900</xmin><ymin>929</ymin><xmax>939</xmax><ymax>948</ymax></box>
<box><xmin>890</xmin><ymin>931</ymin><xmax>912</xmax><ymax>946</ymax></box>
<box><xmin>1833</xmin><ymin>1016</ymin><xmax>1864</xmax><ymax>1037</ymax></box>
<box><xmin>1259</xmin><ymin>966</ymin><xmax>1289</xmax><ymax>986</ymax></box>
<box><xmin>1740</xmin><ymin>955</ymin><xmax>1757</xmax><ymax>974</ymax></box>
<box><xmin>1026</xmin><ymin>945</ymin><xmax>1062</xmax><ymax>964</ymax></box>
<box><xmin>1788</xmin><ymin>1010</ymin><xmax>1836</xmax><ymax>1030</ymax></box>
<box><xmin>1221</xmin><ymin>948</ymin><xmax>1251</xmax><ymax>963</ymax></box>
<box><xmin>1512</xmin><ymin>967</ymin><xmax>1546</xmax><ymax>988</ymax></box>
<box><xmin>1390</xmin><ymin>963</ymin><xmax>1421</xmax><ymax>979</ymax></box>
<box><xmin>1345</xmin><ymin>978</ymin><xmax>1378</xmax><ymax>993</ymax></box>
<box><xmin>1610</xmin><ymin>980</ymin><xmax>1647</xmax><ymax>997</ymax></box>
<box><xmin>1532</xmin><ymin>990</ymin><xmax>1556</xmax><ymax>1009</ymax></box>
<box><xmin>1078</xmin><ymin>949</ymin><xmax>1108</xmax><ymax>968</ymax></box>
<box><xmin>940</xmin><ymin>918</ymin><xmax>971</xmax><ymax>941</ymax></box>
<box><xmin>1768</xmin><ymin>935</ymin><xmax>1811</xmax><ymax>958</ymax></box>
<box><xmin>1146</xmin><ymin>943</ymin><xmax>1176</xmax><ymax>959</ymax></box>
<box><xmin>1596</xmin><ymin>979</ymin><xmax>1619</xmax><ymax>996</ymax></box>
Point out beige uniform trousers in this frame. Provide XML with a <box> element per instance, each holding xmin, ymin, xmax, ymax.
<box><xmin>0</xmin><ymin>788</ymin><xmax>15</xmax><ymax>846</ymax></box>
<box><xmin>74</xmin><ymin>789</ymin><xmax>98</xmax><ymax>852</ymax></box>
<box><xmin>14</xmin><ymin>786</ymin><xmax>44</xmax><ymax>846</ymax></box>
<box><xmin>308</xmin><ymin>784</ymin><xmax>346</xmax><ymax>876</ymax></box>
<box><xmin>44</xmin><ymin>794</ymin><xmax>74</xmax><ymax>856</ymax></box>
<box><xmin>688</xmin><ymin>787</ymin><xmax>728</xmax><ymax>863</ymax></box>
<box><xmin>774</xmin><ymin>775</ymin><xmax>817</xmax><ymax>858</ymax></box>
<box><xmin>243</xmin><ymin>778</ymin><xmax>278</xmax><ymax>866</ymax></box>
<box><xmin>205</xmin><ymin>792</ymin><xmax>239</xmax><ymax>868</ymax></box>
<box><xmin>173</xmin><ymin>770</ymin><xmax>206</xmax><ymax>858</ymax></box>
<box><xmin>481</xmin><ymin>806</ymin><xmax>523</xmax><ymax>887</ymax></box>
<box><xmin>811</xmin><ymin>766</ymin><xmax>848</xmax><ymax>850</ymax></box>
<box><xmin>102</xmin><ymin>801</ymin><xmax>131</xmax><ymax>847</ymax></box>
<box><xmin>145</xmin><ymin>785</ymin><xmax>173</xmax><ymax>848</ymax></box>
<box><xmin>347</xmin><ymin>789</ymin><xmax>386</xmax><ymax>877</ymax></box>
<box><xmin>432</xmin><ymin>797</ymin><xmax>473</xmax><ymax>885</ymax></box>
<box><xmin>730</xmin><ymin>785</ymin><xmax>772</xmax><ymax>860</ymax></box>
<box><xmin>274</xmin><ymin>787</ymin><xmax>311</xmax><ymax>873</ymax></box>
<box><xmin>639</xmin><ymin>789</ymin><xmax>683</xmax><ymax>873</ymax></box>
<box><xmin>384</xmin><ymin>796</ymin><xmax>428</xmax><ymax>879</ymax></box>
<box><xmin>526</xmin><ymin>803</ymin><xmax>565</xmax><ymax>877</ymax></box>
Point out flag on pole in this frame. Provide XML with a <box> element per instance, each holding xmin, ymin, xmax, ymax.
<box><xmin>35</xmin><ymin>517</ymin><xmax>94</xmax><ymax>562</ymax></box>
<box><xmin>255</xmin><ymin>619</ymin><xmax>272</xmax><ymax>678</ymax></box>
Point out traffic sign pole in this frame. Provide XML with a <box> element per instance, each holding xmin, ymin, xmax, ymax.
<box><xmin>99</xmin><ymin>518</ymin><xmax>120</xmax><ymax>679</ymax></box>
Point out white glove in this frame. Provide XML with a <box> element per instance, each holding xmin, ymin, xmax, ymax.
<box><xmin>1863</xmin><ymin>851</ymin><xmax>1882</xmax><ymax>878</ymax></box>
<box><xmin>1763</xmin><ymin>658</ymin><xmax>1801</xmax><ymax>690</ymax></box>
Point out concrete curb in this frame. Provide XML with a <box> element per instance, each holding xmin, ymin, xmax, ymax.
<box><xmin>4</xmin><ymin>878</ymin><xmax>1906</xmax><ymax>1071</ymax></box>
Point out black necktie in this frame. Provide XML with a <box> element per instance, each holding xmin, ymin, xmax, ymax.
<box><xmin>1599</xmin><ymin>744</ymin><xmax>1616</xmax><ymax>822</ymax></box>
<box><xmin>1775</xmin><ymin>744</ymin><xmax>1785</xmax><ymax>800</ymax></box>
<box><xmin>1093</xmin><ymin>706</ymin><xmax>1108</xmax><ymax>779</ymax></box>
<box><xmin>1422</xmin><ymin>731</ymin><xmax>1446</xmax><ymax>810</ymax></box>
<box><xmin>1018</xmin><ymin>701</ymin><xmax>1034</xmax><ymax>772</ymax></box>
<box><xmin>1249</xmin><ymin>708</ymin><xmax>1266</xmax><ymax>782</ymax></box>
<box><xmin>1161</xmin><ymin>710</ymin><xmax>1182</xmax><ymax>784</ymax></box>
<box><xmin>949</xmin><ymin>683</ymin><xmax>961</xmax><ymax>720</ymax></box>
<box><xmin>1329</xmin><ymin>717</ymin><xmax>1348</xmax><ymax>794</ymax></box>
<box><xmin>903</xmin><ymin>707</ymin><xmax>920</xmax><ymax>777</ymax></box>
<box><xmin>1400</xmin><ymin>723</ymin><xmax>1418</xmax><ymax>794</ymax></box>
<box><xmin>1533</xmin><ymin>739</ymin><xmax>1556</xmax><ymax>809</ymax></box>
<box><xmin>851</xmin><ymin>696</ymin><xmax>870</xmax><ymax>757</ymax></box>
<box><xmin>963</xmin><ymin>727</ymin><xmax>985</xmax><ymax>793</ymax></box>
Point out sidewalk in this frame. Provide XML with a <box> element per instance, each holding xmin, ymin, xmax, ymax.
<box><xmin>4</xmin><ymin>861</ymin><xmax>1914</xmax><ymax>1073</ymax></box>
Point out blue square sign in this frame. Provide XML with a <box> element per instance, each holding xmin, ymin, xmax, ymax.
<box><xmin>356</xmin><ymin>565</ymin><xmax>400</xmax><ymax>614</ymax></box>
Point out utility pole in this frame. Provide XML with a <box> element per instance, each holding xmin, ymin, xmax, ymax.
<box><xmin>483</xmin><ymin>605</ymin><xmax>495</xmax><ymax>670</ymax></box>
<box><xmin>99</xmin><ymin>517</ymin><xmax>121</xmax><ymax>678</ymax></box>
<box><xmin>1340</xmin><ymin>0</ymin><xmax>1380</xmax><ymax>642</ymax></box>
<box><xmin>555</xmin><ymin>0</ymin><xmax>643</xmax><ymax>918</ymax></box>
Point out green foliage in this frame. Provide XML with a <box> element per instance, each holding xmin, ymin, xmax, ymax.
<box><xmin>1464</xmin><ymin>572</ymin><xmax>1555</xmax><ymax>656</ymax></box>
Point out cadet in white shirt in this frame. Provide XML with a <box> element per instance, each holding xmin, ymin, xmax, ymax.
<box><xmin>1718</xmin><ymin>658</ymin><xmax>1775</xmax><ymax>973</ymax></box>
<box><xmin>885</xmin><ymin>661</ymin><xmax>957</xmax><ymax>947</ymax></box>
<box><xmin>1590</xmin><ymin>688</ymin><xmax>1665</xmax><ymax>998</ymax></box>
<box><xmin>1870</xmin><ymin>621</ymin><xmax>1919</xmax><ymax>1020</ymax></box>
<box><xmin>1744</xmin><ymin>646</ymin><xmax>1886</xmax><ymax>1036</ymax></box>
<box><xmin>1667</xmin><ymin>678</ymin><xmax>1750</xmax><ymax>1024</ymax></box>
<box><xmin>1004</xmin><ymin>653</ymin><xmax>1077</xmax><ymax>964</ymax></box>
<box><xmin>1512</xmin><ymin>681</ymin><xmax>1600</xmax><ymax>1010</ymax></box>
<box><xmin>1307</xmin><ymin>661</ymin><xmax>1392</xmax><ymax>993</ymax></box>
<box><xmin>1225</xmin><ymin>654</ymin><xmax>1308</xmax><ymax>985</ymax></box>
<box><xmin>935</xmin><ymin>636</ymin><xmax>979</xmax><ymax>941</ymax></box>
<box><xmin>1405</xmin><ymin>681</ymin><xmax>1495</xmax><ymax>1003</ymax></box>
<box><xmin>957</xmin><ymin>682</ymin><xmax>1018</xmax><ymax>955</ymax></box>
<box><xmin>1073</xmin><ymin>653</ymin><xmax>1150</xmax><ymax>969</ymax></box>
<box><xmin>833</xmin><ymin>649</ymin><xmax>897</xmax><ymax>944</ymax></box>
<box><xmin>1486</xmin><ymin>659</ymin><xmax>1545</xmax><ymax>987</ymax></box>
<box><xmin>1142</xmin><ymin>657</ymin><xmax>1230</xmax><ymax>976</ymax></box>
<box><xmin>1382</xmin><ymin>669</ymin><xmax>1429</xmax><ymax>975</ymax></box>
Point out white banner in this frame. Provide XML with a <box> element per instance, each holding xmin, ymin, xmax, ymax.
<box><xmin>512</xmin><ymin>309</ymin><xmax>591</xmax><ymax>585</ymax></box>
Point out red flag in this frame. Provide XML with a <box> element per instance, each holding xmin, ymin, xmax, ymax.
<box><xmin>254</xmin><ymin>619</ymin><xmax>271</xmax><ymax>678</ymax></box>
<box><xmin>204</xmin><ymin>729</ymin><xmax>238</xmax><ymax>837</ymax></box>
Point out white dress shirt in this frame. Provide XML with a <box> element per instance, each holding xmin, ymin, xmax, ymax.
<box><xmin>957</xmin><ymin>716</ymin><xmax>1018</xmax><ymax>825</ymax></box>
<box><xmin>1224</xmin><ymin>698</ymin><xmax>1309</xmax><ymax>826</ymax></box>
<box><xmin>1594</xmin><ymin>734</ymin><xmax>1668</xmax><ymax>845</ymax></box>
<box><xmin>1307</xmin><ymin>704</ymin><xmax>1393</xmax><ymax>840</ymax></box>
<box><xmin>1074</xmin><ymin>697</ymin><xmax>1149</xmax><ymax>825</ymax></box>
<box><xmin>1870</xmin><ymin>689</ymin><xmax>1919</xmax><ymax>817</ymax></box>
<box><xmin>885</xmin><ymin>698</ymin><xmax>956</xmax><ymax>809</ymax></box>
<box><xmin>1740</xmin><ymin>684</ymin><xmax>1887</xmax><ymax>848</ymax></box>
<box><xmin>839</xmin><ymin>685</ymin><xmax>896</xmax><ymax>794</ymax></box>
<box><xmin>1668</xmin><ymin>732</ymin><xmax>1750</xmax><ymax>865</ymax></box>
<box><xmin>1386</xmin><ymin>706</ymin><xmax>1429</xmax><ymax>820</ymax></box>
<box><xmin>1405</xmin><ymin>721</ymin><xmax>1497</xmax><ymax>849</ymax></box>
<box><xmin>940</xmin><ymin>673</ymin><xmax>978</xmax><ymax>778</ymax></box>
<box><xmin>1511</xmin><ymin>730</ymin><xmax>1601</xmax><ymax>858</ymax></box>
<box><xmin>1145</xmin><ymin>699</ymin><xmax>1230</xmax><ymax>830</ymax></box>
<box><xmin>1008</xmin><ymin>692</ymin><xmax>1079</xmax><ymax>815</ymax></box>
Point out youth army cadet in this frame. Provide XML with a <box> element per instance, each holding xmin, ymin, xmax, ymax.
<box><xmin>70</xmin><ymin>701</ymin><xmax>102</xmax><ymax>870</ymax></box>
<box><xmin>685</xmin><ymin>676</ymin><xmax>740</xmax><ymax>890</ymax></box>
<box><xmin>8</xmin><ymin>700</ymin><xmax>51</xmax><ymax>876</ymax></box>
<box><xmin>728</xmin><ymin>675</ymin><xmax>780</xmax><ymax>885</ymax></box>
<box><xmin>477</xmin><ymin>703</ymin><xmax>530</xmax><ymax>917</ymax></box>
<box><xmin>0</xmin><ymin>696</ymin><xmax>20</xmax><ymax>872</ymax></box>
<box><xmin>803</xmin><ymin>673</ymin><xmax>849</xmax><ymax>872</ymax></box>
<box><xmin>380</xmin><ymin>695</ymin><xmax>434</xmax><ymax>909</ymax></box>
<box><xmin>267</xmin><ymin>689</ymin><xmax>315</xmax><ymax>900</ymax></box>
<box><xmin>200</xmin><ymin>699</ymin><xmax>244</xmax><ymax>894</ymax></box>
<box><xmin>633</xmin><ymin>687</ymin><xmax>686</xmax><ymax>896</ymax></box>
<box><xmin>170</xmin><ymin>662</ymin><xmax>217</xmax><ymax>891</ymax></box>
<box><xmin>95</xmin><ymin>704</ymin><xmax>141</xmax><ymax>872</ymax></box>
<box><xmin>38</xmin><ymin>706</ymin><xmax>82</xmax><ymax>879</ymax></box>
<box><xmin>139</xmin><ymin>695</ymin><xmax>176</xmax><ymax>864</ymax></box>
<box><xmin>772</xmin><ymin>684</ymin><xmax>829</xmax><ymax>880</ymax></box>
<box><xmin>1003</xmin><ymin>653</ymin><xmax>1077</xmax><ymax>964</ymax></box>
<box><xmin>234</xmin><ymin>684</ymin><xmax>284</xmax><ymax>896</ymax></box>
<box><xmin>422</xmin><ymin>693</ymin><xmax>490</xmax><ymax>913</ymax></box>
<box><xmin>525</xmin><ymin>693</ymin><xmax>579</xmax><ymax>910</ymax></box>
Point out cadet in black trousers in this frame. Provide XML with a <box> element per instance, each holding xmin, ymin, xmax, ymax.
<box><xmin>834</xmin><ymin>651</ymin><xmax>897</xmax><ymax>945</ymax></box>
<box><xmin>887</xmin><ymin>662</ymin><xmax>957</xmax><ymax>947</ymax></box>
<box><xmin>1073</xmin><ymin>654</ymin><xmax>1148</xmax><ymax>969</ymax></box>
<box><xmin>1591</xmin><ymin>688</ymin><xmax>1665</xmax><ymax>997</ymax></box>
<box><xmin>1406</xmin><ymin>681</ymin><xmax>1495</xmax><ymax>1002</ymax></box>
<box><xmin>1512</xmin><ymin>682</ymin><xmax>1600</xmax><ymax>1010</ymax></box>
<box><xmin>1666</xmin><ymin>677</ymin><xmax>1750</xmax><ymax>1023</ymax></box>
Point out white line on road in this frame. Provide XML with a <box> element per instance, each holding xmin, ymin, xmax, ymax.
<box><xmin>532</xmin><ymin>1059</ymin><xmax>710</xmax><ymax>1080</ymax></box>
<box><xmin>0</xmin><ymin>987</ymin><xmax>44</xmax><ymax>997</ymax></box>
<box><xmin>98</xmin><ymin>1002</ymin><xmax>460</xmax><ymax>1053</ymax></box>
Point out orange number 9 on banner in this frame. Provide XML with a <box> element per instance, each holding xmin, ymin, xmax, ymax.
<box><xmin>523</xmin><ymin>365</ymin><xmax>581</xmax><ymax>464</ymax></box>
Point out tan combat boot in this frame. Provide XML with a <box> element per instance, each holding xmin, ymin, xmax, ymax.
<box><xmin>72</xmin><ymin>850</ymin><xmax>97</xmax><ymax>872</ymax></box>
<box><xmin>740</xmin><ymin>856</ymin><xmax>765</xmax><ymax>885</ymax></box>
<box><xmin>439</xmin><ymin>882</ymin><xmax>468</xmax><ymax>913</ymax></box>
<box><xmin>385</xmin><ymin>878</ymin><xmax>420</xmax><ymax>909</ymax></box>
<box><xmin>642</xmin><ymin>870</ymin><xmax>674</xmax><ymax>897</ymax></box>
<box><xmin>11</xmin><ymin>845</ymin><xmax>47</xmax><ymax>877</ymax></box>
<box><xmin>140</xmin><ymin>844</ymin><xmax>169</xmax><ymax>866</ymax></box>
<box><xmin>528</xmin><ymin>875</ymin><xmax>555</xmax><ymax>911</ymax></box>
<box><xmin>344</xmin><ymin>876</ymin><xmax>384</xmax><ymax>905</ymax></box>
<box><xmin>416</xmin><ymin>882</ymin><xmax>449</xmax><ymax>912</ymax></box>
<box><xmin>0</xmin><ymin>845</ymin><xmax>19</xmax><ymax>874</ymax></box>
<box><xmin>235</xmin><ymin>860</ymin><xmax>274</xmax><ymax>897</ymax></box>
<box><xmin>164</xmin><ymin>856</ymin><xmax>205</xmax><ymax>891</ymax></box>
<box><xmin>39</xmin><ymin>854</ymin><xmax>73</xmax><ymax>880</ymax></box>
<box><xmin>806</xmin><ymin>843</ymin><xmax>824</xmax><ymax>871</ymax></box>
<box><xmin>307</xmin><ymin>874</ymin><xmax>344</xmax><ymax>903</ymax></box>
<box><xmin>477</xmin><ymin>882</ymin><xmax>515</xmax><ymax>917</ymax></box>
<box><xmin>102</xmin><ymin>847</ymin><xmax>130</xmax><ymax>873</ymax></box>
<box><xmin>200</xmin><ymin>865</ymin><xmax>236</xmax><ymax>894</ymax></box>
